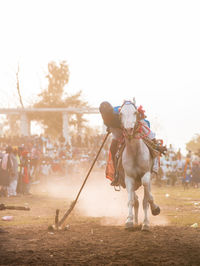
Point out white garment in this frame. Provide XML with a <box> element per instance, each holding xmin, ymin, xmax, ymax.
<box><xmin>41</xmin><ymin>164</ymin><xmax>51</xmax><ymax>176</ymax></box>
<box><xmin>8</xmin><ymin>179</ymin><xmax>18</xmax><ymax>196</ymax></box>
<box><xmin>176</xmin><ymin>159</ymin><xmax>183</xmax><ymax>170</ymax></box>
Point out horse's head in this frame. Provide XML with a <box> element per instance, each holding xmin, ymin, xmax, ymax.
<box><xmin>120</xmin><ymin>98</ymin><xmax>139</xmax><ymax>137</ymax></box>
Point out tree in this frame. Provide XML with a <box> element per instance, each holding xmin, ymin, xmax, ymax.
<box><xmin>1</xmin><ymin>64</ymin><xmax>23</xmax><ymax>136</ymax></box>
<box><xmin>37</xmin><ymin>61</ymin><xmax>69</xmax><ymax>106</ymax></box>
<box><xmin>31</xmin><ymin>61</ymin><xmax>89</xmax><ymax>137</ymax></box>
<box><xmin>186</xmin><ymin>134</ymin><xmax>200</xmax><ymax>154</ymax></box>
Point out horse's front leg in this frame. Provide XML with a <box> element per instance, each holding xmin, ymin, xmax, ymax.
<box><xmin>125</xmin><ymin>176</ymin><xmax>139</xmax><ymax>229</ymax></box>
<box><xmin>142</xmin><ymin>172</ymin><xmax>160</xmax><ymax>231</ymax></box>
<box><xmin>142</xmin><ymin>184</ymin><xmax>150</xmax><ymax>231</ymax></box>
<box><xmin>133</xmin><ymin>193</ymin><xmax>139</xmax><ymax>225</ymax></box>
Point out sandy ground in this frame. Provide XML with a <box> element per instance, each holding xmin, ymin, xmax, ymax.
<box><xmin>1</xmin><ymin>169</ymin><xmax>200</xmax><ymax>265</ymax></box>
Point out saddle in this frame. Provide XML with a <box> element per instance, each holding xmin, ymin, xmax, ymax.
<box><xmin>115</xmin><ymin>142</ymin><xmax>126</xmax><ymax>188</ymax></box>
<box><xmin>106</xmin><ymin>137</ymin><xmax>166</xmax><ymax>189</ymax></box>
<box><xmin>105</xmin><ymin>143</ymin><xmax>126</xmax><ymax>188</ymax></box>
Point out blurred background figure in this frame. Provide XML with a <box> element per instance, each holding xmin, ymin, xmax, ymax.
<box><xmin>21</xmin><ymin>150</ymin><xmax>31</xmax><ymax>195</ymax></box>
<box><xmin>7</xmin><ymin>147</ymin><xmax>19</xmax><ymax>197</ymax></box>
<box><xmin>191</xmin><ymin>161</ymin><xmax>200</xmax><ymax>188</ymax></box>
<box><xmin>182</xmin><ymin>154</ymin><xmax>192</xmax><ymax>190</ymax></box>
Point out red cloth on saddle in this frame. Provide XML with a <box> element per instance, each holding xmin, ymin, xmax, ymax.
<box><xmin>105</xmin><ymin>151</ymin><xmax>114</xmax><ymax>181</ymax></box>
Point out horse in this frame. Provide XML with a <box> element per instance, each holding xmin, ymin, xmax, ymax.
<box><xmin>119</xmin><ymin>99</ymin><xmax>160</xmax><ymax>231</ymax></box>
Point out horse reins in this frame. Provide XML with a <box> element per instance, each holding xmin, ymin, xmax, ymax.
<box><xmin>120</xmin><ymin>101</ymin><xmax>151</xmax><ymax>140</ymax></box>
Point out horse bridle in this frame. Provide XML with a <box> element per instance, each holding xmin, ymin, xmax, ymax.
<box><xmin>119</xmin><ymin>101</ymin><xmax>139</xmax><ymax>139</ymax></box>
<box><xmin>120</xmin><ymin>100</ymin><xmax>137</xmax><ymax>111</ymax></box>
<box><xmin>120</xmin><ymin>101</ymin><xmax>150</xmax><ymax>140</ymax></box>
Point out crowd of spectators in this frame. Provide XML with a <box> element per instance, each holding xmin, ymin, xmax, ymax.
<box><xmin>1</xmin><ymin>133</ymin><xmax>200</xmax><ymax>197</ymax></box>
<box><xmin>0</xmin><ymin>133</ymin><xmax>108</xmax><ymax>197</ymax></box>
<box><xmin>156</xmin><ymin>145</ymin><xmax>200</xmax><ymax>188</ymax></box>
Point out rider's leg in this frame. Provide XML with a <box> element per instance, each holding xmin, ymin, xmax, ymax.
<box><xmin>110</xmin><ymin>128</ymin><xmax>123</xmax><ymax>186</ymax></box>
<box><xmin>110</xmin><ymin>138</ymin><xmax>120</xmax><ymax>186</ymax></box>
<box><xmin>110</xmin><ymin>138</ymin><xmax>118</xmax><ymax>163</ymax></box>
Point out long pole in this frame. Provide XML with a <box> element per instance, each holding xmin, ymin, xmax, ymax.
<box><xmin>57</xmin><ymin>132</ymin><xmax>110</xmax><ymax>227</ymax></box>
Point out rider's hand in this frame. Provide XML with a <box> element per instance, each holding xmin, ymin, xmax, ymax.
<box><xmin>106</xmin><ymin>127</ymin><xmax>111</xmax><ymax>133</ymax></box>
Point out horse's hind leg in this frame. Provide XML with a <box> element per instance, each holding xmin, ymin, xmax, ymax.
<box><xmin>125</xmin><ymin>176</ymin><xmax>138</xmax><ymax>229</ymax></box>
<box><xmin>142</xmin><ymin>172</ymin><xmax>160</xmax><ymax>216</ymax></box>
<box><xmin>147</xmin><ymin>181</ymin><xmax>160</xmax><ymax>216</ymax></box>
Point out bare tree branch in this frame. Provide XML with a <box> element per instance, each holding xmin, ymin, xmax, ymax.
<box><xmin>16</xmin><ymin>63</ymin><xmax>24</xmax><ymax>108</ymax></box>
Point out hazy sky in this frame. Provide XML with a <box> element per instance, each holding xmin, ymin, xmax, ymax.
<box><xmin>0</xmin><ymin>0</ymin><xmax>200</xmax><ymax>154</ymax></box>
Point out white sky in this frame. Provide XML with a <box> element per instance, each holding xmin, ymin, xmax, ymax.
<box><xmin>0</xmin><ymin>0</ymin><xmax>200</xmax><ymax>154</ymax></box>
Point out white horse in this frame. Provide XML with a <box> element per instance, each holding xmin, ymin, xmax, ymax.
<box><xmin>120</xmin><ymin>99</ymin><xmax>160</xmax><ymax>231</ymax></box>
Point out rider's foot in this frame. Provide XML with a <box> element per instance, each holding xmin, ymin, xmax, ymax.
<box><xmin>110</xmin><ymin>179</ymin><xmax>120</xmax><ymax>186</ymax></box>
<box><xmin>152</xmin><ymin>139</ymin><xmax>167</xmax><ymax>155</ymax></box>
<box><xmin>157</xmin><ymin>145</ymin><xmax>167</xmax><ymax>154</ymax></box>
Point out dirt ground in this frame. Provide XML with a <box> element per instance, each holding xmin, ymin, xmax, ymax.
<box><xmin>1</xmin><ymin>170</ymin><xmax>200</xmax><ymax>265</ymax></box>
<box><xmin>1</xmin><ymin>221</ymin><xmax>200</xmax><ymax>265</ymax></box>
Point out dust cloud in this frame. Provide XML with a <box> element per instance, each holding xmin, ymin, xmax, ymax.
<box><xmin>34</xmin><ymin>168</ymin><xmax>169</xmax><ymax>227</ymax></box>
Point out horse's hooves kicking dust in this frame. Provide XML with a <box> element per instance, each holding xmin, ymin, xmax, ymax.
<box><xmin>125</xmin><ymin>223</ymin><xmax>142</xmax><ymax>231</ymax></box>
<box><xmin>125</xmin><ymin>222</ymin><xmax>134</xmax><ymax>230</ymax></box>
<box><xmin>141</xmin><ymin>224</ymin><xmax>150</xmax><ymax>231</ymax></box>
<box><xmin>151</xmin><ymin>206</ymin><xmax>160</xmax><ymax>216</ymax></box>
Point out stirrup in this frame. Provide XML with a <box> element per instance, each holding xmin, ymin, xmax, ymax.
<box><xmin>114</xmin><ymin>185</ymin><xmax>121</xmax><ymax>192</ymax></box>
<box><xmin>111</xmin><ymin>178</ymin><xmax>121</xmax><ymax>191</ymax></box>
<box><xmin>158</xmin><ymin>145</ymin><xmax>167</xmax><ymax>154</ymax></box>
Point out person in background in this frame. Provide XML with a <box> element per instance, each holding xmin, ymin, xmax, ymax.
<box><xmin>1</xmin><ymin>146</ymin><xmax>14</xmax><ymax>197</ymax></box>
<box><xmin>182</xmin><ymin>154</ymin><xmax>192</xmax><ymax>189</ymax></box>
<box><xmin>0</xmin><ymin>148</ymin><xmax>10</xmax><ymax>197</ymax></box>
<box><xmin>169</xmin><ymin>164</ymin><xmax>177</xmax><ymax>186</ymax></box>
<box><xmin>191</xmin><ymin>161</ymin><xmax>200</xmax><ymax>188</ymax></box>
<box><xmin>30</xmin><ymin>144</ymin><xmax>41</xmax><ymax>182</ymax></box>
<box><xmin>16</xmin><ymin>147</ymin><xmax>23</xmax><ymax>195</ymax></box>
<box><xmin>7</xmin><ymin>147</ymin><xmax>19</xmax><ymax>197</ymax></box>
<box><xmin>21</xmin><ymin>150</ymin><xmax>31</xmax><ymax>195</ymax></box>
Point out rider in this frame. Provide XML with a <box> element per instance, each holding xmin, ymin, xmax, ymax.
<box><xmin>99</xmin><ymin>101</ymin><xmax>166</xmax><ymax>186</ymax></box>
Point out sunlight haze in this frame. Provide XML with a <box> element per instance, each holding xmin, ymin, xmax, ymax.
<box><xmin>0</xmin><ymin>0</ymin><xmax>200</xmax><ymax>154</ymax></box>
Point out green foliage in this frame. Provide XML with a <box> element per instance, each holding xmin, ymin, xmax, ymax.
<box><xmin>31</xmin><ymin>61</ymin><xmax>88</xmax><ymax>137</ymax></box>
<box><xmin>186</xmin><ymin>134</ymin><xmax>200</xmax><ymax>153</ymax></box>
<box><xmin>37</xmin><ymin>61</ymin><xmax>69</xmax><ymax>106</ymax></box>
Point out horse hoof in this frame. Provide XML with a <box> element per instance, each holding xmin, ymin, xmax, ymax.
<box><xmin>125</xmin><ymin>222</ymin><xmax>133</xmax><ymax>230</ymax></box>
<box><xmin>141</xmin><ymin>224</ymin><xmax>150</xmax><ymax>231</ymax></box>
<box><xmin>152</xmin><ymin>206</ymin><xmax>160</xmax><ymax>216</ymax></box>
